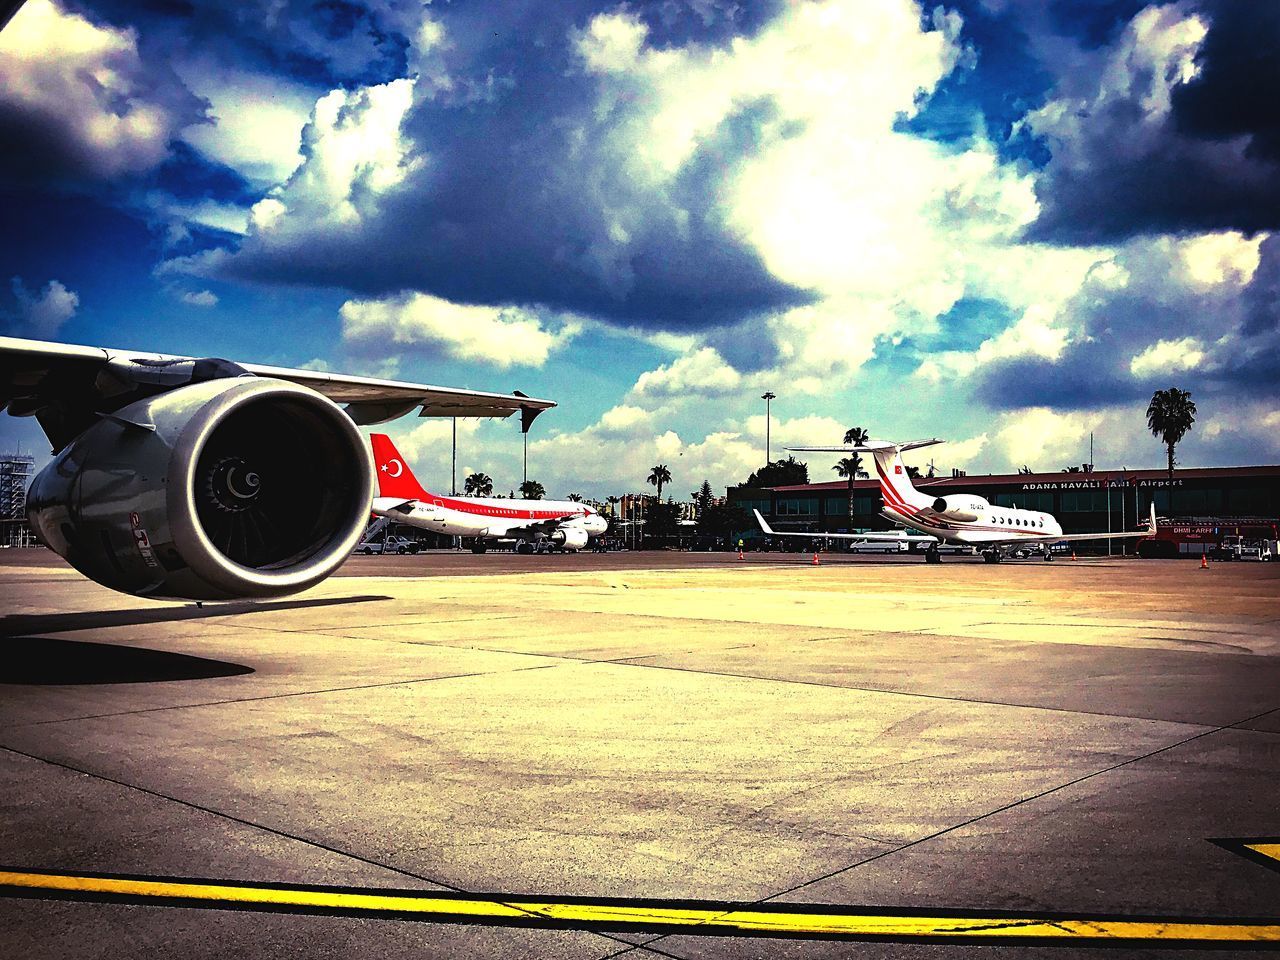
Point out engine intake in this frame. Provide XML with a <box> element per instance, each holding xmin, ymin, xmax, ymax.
<box><xmin>931</xmin><ymin>496</ymin><xmax>981</xmax><ymax>523</ymax></box>
<box><xmin>28</xmin><ymin>377</ymin><xmax>373</xmax><ymax>600</ymax></box>
<box><xmin>549</xmin><ymin>527</ymin><xmax>589</xmax><ymax>550</ymax></box>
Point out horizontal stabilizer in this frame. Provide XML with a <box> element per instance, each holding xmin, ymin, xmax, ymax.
<box><xmin>789</xmin><ymin>438</ymin><xmax>943</xmax><ymax>454</ymax></box>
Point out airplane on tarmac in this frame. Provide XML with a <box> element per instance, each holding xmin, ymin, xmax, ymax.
<box><xmin>0</xmin><ymin>336</ymin><xmax>555</xmax><ymax>600</ymax></box>
<box><xmin>370</xmin><ymin>434</ymin><xmax>606</xmax><ymax>553</ymax></box>
<box><xmin>756</xmin><ymin>438</ymin><xmax>1155</xmax><ymax>564</ymax></box>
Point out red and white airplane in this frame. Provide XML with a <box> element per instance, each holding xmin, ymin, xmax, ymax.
<box><xmin>756</xmin><ymin>438</ymin><xmax>1155</xmax><ymax>563</ymax></box>
<box><xmin>370</xmin><ymin>434</ymin><xmax>606</xmax><ymax>553</ymax></box>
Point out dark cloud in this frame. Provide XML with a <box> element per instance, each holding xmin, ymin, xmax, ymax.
<box><xmin>977</xmin><ymin>237</ymin><xmax>1280</xmax><ymax>410</ymax></box>
<box><xmin>200</xmin><ymin>10</ymin><xmax>813</xmax><ymax>331</ymax></box>
<box><xmin>1025</xmin><ymin>1</ymin><xmax>1280</xmax><ymax>242</ymax></box>
<box><xmin>1173</xmin><ymin>0</ymin><xmax>1280</xmax><ymax>162</ymax></box>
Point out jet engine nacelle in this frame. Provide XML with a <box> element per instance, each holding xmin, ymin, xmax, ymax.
<box><xmin>548</xmin><ymin>527</ymin><xmax>589</xmax><ymax>550</ymax></box>
<box><xmin>27</xmin><ymin>376</ymin><xmax>373</xmax><ymax>600</ymax></box>
<box><xmin>931</xmin><ymin>495</ymin><xmax>988</xmax><ymax>524</ymax></box>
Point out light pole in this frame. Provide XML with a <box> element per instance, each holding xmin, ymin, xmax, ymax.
<box><xmin>761</xmin><ymin>391</ymin><xmax>776</xmax><ymax>465</ymax></box>
<box><xmin>451</xmin><ymin>418</ymin><xmax>457</xmax><ymax>496</ymax></box>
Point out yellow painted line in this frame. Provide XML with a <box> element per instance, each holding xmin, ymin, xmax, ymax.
<box><xmin>1246</xmin><ymin>843</ymin><xmax>1280</xmax><ymax>866</ymax></box>
<box><xmin>3</xmin><ymin>870</ymin><xmax>1280</xmax><ymax>946</ymax></box>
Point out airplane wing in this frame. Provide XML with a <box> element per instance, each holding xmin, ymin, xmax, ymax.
<box><xmin>985</xmin><ymin>504</ymin><xmax>1158</xmax><ymax>547</ymax></box>
<box><xmin>0</xmin><ymin>336</ymin><xmax>556</xmax><ymax>451</ymax></box>
<box><xmin>502</xmin><ymin>515</ymin><xmax>580</xmax><ymax>538</ymax></box>
<box><xmin>754</xmin><ymin>510</ymin><xmax>936</xmax><ymax>543</ymax></box>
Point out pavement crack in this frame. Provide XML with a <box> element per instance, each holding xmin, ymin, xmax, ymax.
<box><xmin>0</xmin><ymin>742</ymin><xmax>666</xmax><ymax>956</ymax></box>
<box><xmin>11</xmin><ymin>662</ymin><xmax>564</xmax><ymax>728</ymax></box>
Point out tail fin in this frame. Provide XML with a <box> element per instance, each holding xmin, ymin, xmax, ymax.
<box><xmin>789</xmin><ymin>439</ymin><xmax>941</xmax><ymax>513</ymax></box>
<box><xmin>370</xmin><ymin>434</ymin><xmax>429</xmax><ymax>500</ymax></box>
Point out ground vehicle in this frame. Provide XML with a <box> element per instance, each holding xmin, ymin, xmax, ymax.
<box><xmin>356</xmin><ymin>535</ymin><xmax>420</xmax><ymax>555</ymax></box>
<box><xmin>1217</xmin><ymin>535</ymin><xmax>1276</xmax><ymax>561</ymax></box>
<box><xmin>1139</xmin><ymin>518</ymin><xmax>1280</xmax><ymax>558</ymax></box>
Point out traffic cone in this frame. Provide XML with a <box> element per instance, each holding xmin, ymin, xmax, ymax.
<box><xmin>738</xmin><ymin>549</ymin><xmax>744</xmax><ymax>561</ymax></box>
<box><xmin>1201</xmin><ymin>553</ymin><xmax>1209</xmax><ymax>570</ymax></box>
<box><xmin>812</xmin><ymin>552</ymin><xmax>820</xmax><ymax>565</ymax></box>
<box><xmin>1070</xmin><ymin>551</ymin><xmax>1077</xmax><ymax>561</ymax></box>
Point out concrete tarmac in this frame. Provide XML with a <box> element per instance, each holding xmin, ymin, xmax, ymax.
<box><xmin>2</xmin><ymin>548</ymin><xmax>1279</xmax><ymax>958</ymax></box>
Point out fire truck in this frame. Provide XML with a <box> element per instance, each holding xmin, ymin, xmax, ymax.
<box><xmin>1137</xmin><ymin>517</ymin><xmax>1280</xmax><ymax>559</ymax></box>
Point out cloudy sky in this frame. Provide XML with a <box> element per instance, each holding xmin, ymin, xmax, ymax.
<box><xmin>2</xmin><ymin>0</ymin><xmax>1278</xmax><ymax>499</ymax></box>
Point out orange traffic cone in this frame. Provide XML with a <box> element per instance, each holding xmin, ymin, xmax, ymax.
<box><xmin>1201</xmin><ymin>553</ymin><xmax>1209</xmax><ymax>569</ymax></box>
<box><xmin>1070</xmin><ymin>551</ymin><xmax>1077</xmax><ymax>561</ymax></box>
<box><xmin>812</xmin><ymin>552</ymin><xmax>820</xmax><ymax>565</ymax></box>
<box><xmin>737</xmin><ymin>549</ymin><xmax>744</xmax><ymax>561</ymax></box>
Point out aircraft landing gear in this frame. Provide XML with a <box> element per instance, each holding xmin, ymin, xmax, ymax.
<box><xmin>471</xmin><ymin>542</ymin><xmax>488</xmax><ymax>554</ymax></box>
<box><xmin>925</xmin><ymin>545</ymin><xmax>941</xmax><ymax>564</ymax></box>
<box><xmin>1042</xmin><ymin>548</ymin><xmax>1053</xmax><ymax>562</ymax></box>
<box><xmin>516</xmin><ymin>541</ymin><xmax>534</xmax><ymax>555</ymax></box>
<box><xmin>982</xmin><ymin>550</ymin><xmax>1002</xmax><ymax>564</ymax></box>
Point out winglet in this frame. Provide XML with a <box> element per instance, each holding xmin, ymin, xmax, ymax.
<box><xmin>753</xmin><ymin>509</ymin><xmax>775</xmax><ymax>535</ymax></box>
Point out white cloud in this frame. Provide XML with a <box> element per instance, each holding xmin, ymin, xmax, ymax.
<box><xmin>179</xmin><ymin>289</ymin><xmax>219</xmax><ymax>308</ymax></box>
<box><xmin>990</xmin><ymin>407</ymin><xmax>1104</xmax><ymax>472</ymax></box>
<box><xmin>3</xmin><ymin>277</ymin><xmax>78</xmax><ymax>337</ymax></box>
<box><xmin>340</xmin><ymin>292</ymin><xmax>579</xmax><ymax>368</ymax></box>
<box><xmin>248</xmin><ymin>78</ymin><xmax>422</xmax><ymax>237</ymax></box>
<box><xmin>632</xmin><ymin>347</ymin><xmax>740</xmax><ymax>398</ymax></box>
<box><xmin>0</xmin><ymin>0</ymin><xmax>191</xmax><ymax>178</ymax></box>
<box><xmin>1129</xmin><ymin>337</ymin><xmax>1205</xmax><ymax>378</ymax></box>
<box><xmin>177</xmin><ymin>62</ymin><xmax>316</xmax><ymax>186</ymax></box>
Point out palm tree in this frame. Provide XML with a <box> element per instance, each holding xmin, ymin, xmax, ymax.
<box><xmin>606</xmin><ymin>495</ymin><xmax>620</xmax><ymax>517</ymax></box>
<box><xmin>832</xmin><ymin>457</ymin><xmax>867</xmax><ymax>523</ymax></box>
<box><xmin>519</xmin><ymin>479</ymin><xmax>545</xmax><ymax>500</ymax></box>
<box><xmin>1147</xmin><ymin>387</ymin><xmax>1196</xmax><ymax>479</ymax></box>
<box><xmin>464</xmin><ymin>472</ymin><xmax>493</xmax><ymax>497</ymax></box>
<box><xmin>647</xmin><ymin>464</ymin><xmax>672</xmax><ymax>500</ymax></box>
<box><xmin>566</xmin><ymin>493</ymin><xmax>583</xmax><ymax>502</ymax></box>
<box><xmin>837</xmin><ymin>427</ymin><xmax>870</xmax><ymax>522</ymax></box>
<box><xmin>1018</xmin><ymin>465</ymin><xmax>1033</xmax><ymax>475</ymax></box>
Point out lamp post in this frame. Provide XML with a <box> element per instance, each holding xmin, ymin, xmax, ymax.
<box><xmin>761</xmin><ymin>391</ymin><xmax>776</xmax><ymax>465</ymax></box>
<box><xmin>451</xmin><ymin>418</ymin><xmax>457</xmax><ymax>496</ymax></box>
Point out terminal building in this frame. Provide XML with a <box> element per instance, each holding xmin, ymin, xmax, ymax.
<box><xmin>729</xmin><ymin>464</ymin><xmax>1280</xmax><ymax>552</ymax></box>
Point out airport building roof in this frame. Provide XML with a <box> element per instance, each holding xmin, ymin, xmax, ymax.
<box><xmin>762</xmin><ymin>463</ymin><xmax>1280</xmax><ymax>493</ymax></box>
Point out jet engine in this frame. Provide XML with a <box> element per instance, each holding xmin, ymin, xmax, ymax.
<box><xmin>27</xmin><ymin>376</ymin><xmax>373</xmax><ymax>600</ymax></box>
<box><xmin>549</xmin><ymin>527</ymin><xmax>589</xmax><ymax>550</ymax></box>
<box><xmin>930</xmin><ymin>495</ymin><xmax>987</xmax><ymax>523</ymax></box>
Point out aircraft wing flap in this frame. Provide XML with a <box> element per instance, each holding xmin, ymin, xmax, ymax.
<box><xmin>754</xmin><ymin>510</ymin><xmax>935</xmax><ymax>542</ymax></box>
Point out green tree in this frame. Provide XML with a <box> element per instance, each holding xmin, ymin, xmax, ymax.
<box><xmin>1018</xmin><ymin>465</ymin><xmax>1033</xmax><ymax>475</ymax></box>
<box><xmin>744</xmin><ymin>456</ymin><xmax>808</xmax><ymax>487</ymax></box>
<box><xmin>1147</xmin><ymin>387</ymin><xmax>1197</xmax><ymax>479</ymax></box>
<box><xmin>606</xmin><ymin>495</ymin><xmax>620</xmax><ymax>516</ymax></box>
<box><xmin>566</xmin><ymin>493</ymin><xmax>583</xmax><ymax>502</ymax></box>
<box><xmin>698</xmin><ymin>504</ymin><xmax>748</xmax><ymax>549</ymax></box>
<box><xmin>647</xmin><ymin>464</ymin><xmax>672</xmax><ymax>500</ymax></box>
<box><xmin>464</xmin><ymin>472</ymin><xmax>493</xmax><ymax>496</ymax></box>
<box><xmin>694</xmin><ymin>479</ymin><xmax>714</xmax><ymax>517</ymax></box>
<box><xmin>644</xmin><ymin>501</ymin><xmax>680</xmax><ymax>544</ymax></box>
<box><xmin>519</xmin><ymin>479</ymin><xmax>545</xmax><ymax>500</ymax></box>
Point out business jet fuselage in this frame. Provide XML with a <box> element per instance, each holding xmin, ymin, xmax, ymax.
<box><xmin>772</xmin><ymin>439</ymin><xmax>1153</xmax><ymax>563</ymax></box>
<box><xmin>370</xmin><ymin>434</ymin><xmax>605</xmax><ymax>552</ymax></box>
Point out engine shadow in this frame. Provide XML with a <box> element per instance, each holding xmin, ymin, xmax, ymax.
<box><xmin>0</xmin><ymin>594</ymin><xmax>393</xmax><ymax>638</ymax></box>
<box><xmin>0</xmin><ymin>637</ymin><xmax>255</xmax><ymax>685</ymax></box>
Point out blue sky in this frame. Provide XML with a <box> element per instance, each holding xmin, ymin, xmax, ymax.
<box><xmin>2</xmin><ymin>0</ymin><xmax>1279</xmax><ymax>499</ymax></box>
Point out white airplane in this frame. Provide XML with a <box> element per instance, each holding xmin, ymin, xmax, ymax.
<box><xmin>370</xmin><ymin>434</ymin><xmax>606</xmax><ymax>553</ymax></box>
<box><xmin>0</xmin><ymin>336</ymin><xmax>554</xmax><ymax>599</ymax></box>
<box><xmin>756</xmin><ymin>438</ymin><xmax>1155</xmax><ymax>564</ymax></box>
